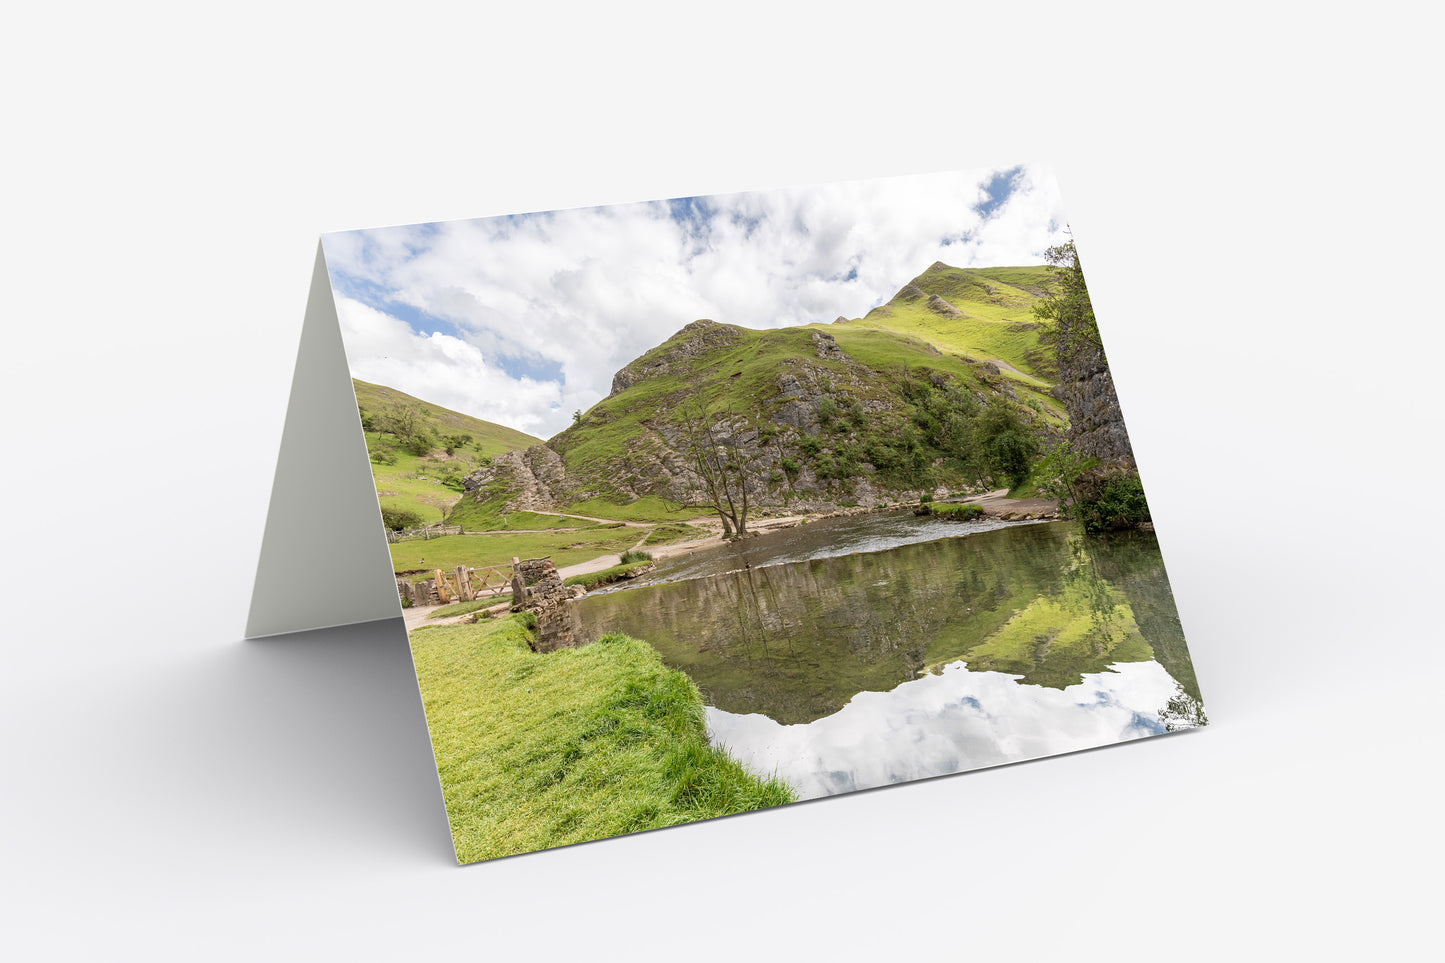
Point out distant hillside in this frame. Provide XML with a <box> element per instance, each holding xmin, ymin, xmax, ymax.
<box><xmin>353</xmin><ymin>378</ymin><xmax>541</xmax><ymax>525</ymax></box>
<box><xmin>455</xmin><ymin>261</ymin><xmax>1069</xmax><ymax>521</ymax></box>
<box><xmin>352</xmin><ymin>379</ymin><xmax>540</xmax><ymax>457</ymax></box>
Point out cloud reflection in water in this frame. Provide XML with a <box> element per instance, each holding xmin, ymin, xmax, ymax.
<box><xmin>706</xmin><ymin>659</ymin><xmax>1180</xmax><ymax>799</ymax></box>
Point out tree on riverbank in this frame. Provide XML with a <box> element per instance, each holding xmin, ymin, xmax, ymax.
<box><xmin>676</xmin><ymin>400</ymin><xmax>756</xmax><ymax>537</ymax></box>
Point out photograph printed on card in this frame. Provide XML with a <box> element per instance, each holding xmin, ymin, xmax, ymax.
<box><xmin>321</xmin><ymin>166</ymin><xmax>1207</xmax><ymax>863</ymax></box>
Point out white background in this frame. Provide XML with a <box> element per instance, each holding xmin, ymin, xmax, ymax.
<box><xmin>4</xmin><ymin>2</ymin><xmax>1440</xmax><ymax>959</ymax></box>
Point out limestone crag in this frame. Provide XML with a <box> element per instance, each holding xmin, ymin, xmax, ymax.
<box><xmin>459</xmin><ymin>444</ymin><xmax>566</xmax><ymax>513</ymax></box>
<box><xmin>1054</xmin><ymin>340</ymin><xmax>1135</xmax><ymax>467</ymax></box>
<box><xmin>811</xmin><ymin>331</ymin><xmax>844</xmax><ymax>360</ymax></box>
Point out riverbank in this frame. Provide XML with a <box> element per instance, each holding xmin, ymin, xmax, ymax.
<box><xmin>582</xmin><ymin>492</ymin><xmax>1061</xmax><ymax>572</ymax></box>
<box><xmin>409</xmin><ymin>614</ymin><xmax>797</xmax><ymax>864</ymax></box>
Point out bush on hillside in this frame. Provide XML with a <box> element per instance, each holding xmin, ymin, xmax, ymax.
<box><xmin>381</xmin><ymin>506</ymin><xmax>425</xmax><ymax>531</ymax></box>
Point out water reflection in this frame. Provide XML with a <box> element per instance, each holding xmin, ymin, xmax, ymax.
<box><xmin>576</xmin><ymin>520</ymin><xmax>1205</xmax><ymax>796</ymax></box>
<box><xmin>610</xmin><ymin>511</ymin><xmax>1047</xmax><ymax>590</ymax></box>
<box><xmin>707</xmin><ymin>659</ymin><xmax>1180</xmax><ymax>799</ymax></box>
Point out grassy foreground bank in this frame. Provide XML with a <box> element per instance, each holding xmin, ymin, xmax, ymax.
<box><xmin>410</xmin><ymin>616</ymin><xmax>797</xmax><ymax>863</ymax></box>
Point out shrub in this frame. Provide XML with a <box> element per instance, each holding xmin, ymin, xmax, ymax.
<box><xmin>799</xmin><ymin>436</ymin><xmax>822</xmax><ymax>457</ymax></box>
<box><xmin>381</xmin><ymin>506</ymin><xmax>424</xmax><ymax>531</ymax></box>
<box><xmin>1074</xmin><ymin>467</ymin><xmax>1151</xmax><ymax>533</ymax></box>
<box><xmin>919</xmin><ymin>493</ymin><xmax>935</xmax><ymax>504</ymax></box>
<box><xmin>403</xmin><ymin>430</ymin><xmax>436</xmax><ymax>457</ymax></box>
<box><xmin>619</xmin><ymin>549</ymin><xmax>653</xmax><ymax>565</ymax></box>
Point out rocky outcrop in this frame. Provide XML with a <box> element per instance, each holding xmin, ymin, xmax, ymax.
<box><xmin>1054</xmin><ymin>340</ymin><xmax>1135</xmax><ymax>467</ymax></box>
<box><xmin>459</xmin><ymin>444</ymin><xmax>566</xmax><ymax>513</ymax></box>
<box><xmin>811</xmin><ymin>331</ymin><xmax>844</xmax><ymax>360</ymax></box>
<box><xmin>926</xmin><ymin>294</ymin><xmax>962</xmax><ymax>317</ymax></box>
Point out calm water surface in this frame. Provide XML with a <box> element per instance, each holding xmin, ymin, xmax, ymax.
<box><xmin>576</xmin><ymin>515</ymin><xmax>1205</xmax><ymax>799</ymax></box>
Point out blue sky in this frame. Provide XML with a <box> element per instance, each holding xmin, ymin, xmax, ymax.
<box><xmin>322</xmin><ymin>165</ymin><xmax>1067</xmax><ymax>439</ymax></box>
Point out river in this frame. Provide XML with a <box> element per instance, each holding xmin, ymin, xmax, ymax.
<box><xmin>575</xmin><ymin>512</ymin><xmax>1206</xmax><ymax>800</ymax></box>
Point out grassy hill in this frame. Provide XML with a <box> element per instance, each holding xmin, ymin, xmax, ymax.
<box><xmin>840</xmin><ymin>263</ymin><xmax>1059</xmax><ymax>379</ymax></box>
<box><xmin>353</xmin><ymin>378</ymin><xmax>541</xmax><ymax>525</ymax></box>
<box><xmin>353</xmin><ymin>379</ymin><xmax>540</xmax><ymax>457</ymax></box>
<box><xmin>524</xmin><ymin>261</ymin><xmax>1066</xmax><ymax>517</ymax></box>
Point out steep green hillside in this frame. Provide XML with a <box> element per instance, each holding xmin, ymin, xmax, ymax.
<box><xmin>353</xmin><ymin>378</ymin><xmax>541</xmax><ymax>525</ymax></box>
<box><xmin>842</xmin><ymin>263</ymin><xmax>1059</xmax><ymax>378</ymax></box>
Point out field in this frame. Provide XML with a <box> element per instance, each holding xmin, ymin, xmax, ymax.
<box><xmin>389</xmin><ymin>528</ymin><xmax>643</xmax><ymax>576</ymax></box>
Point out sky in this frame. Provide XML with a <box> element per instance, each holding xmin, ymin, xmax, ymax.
<box><xmin>322</xmin><ymin>164</ymin><xmax>1069</xmax><ymax>440</ymax></box>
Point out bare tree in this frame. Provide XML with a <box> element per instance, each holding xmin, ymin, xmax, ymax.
<box><xmin>676</xmin><ymin>399</ymin><xmax>754</xmax><ymax>537</ymax></box>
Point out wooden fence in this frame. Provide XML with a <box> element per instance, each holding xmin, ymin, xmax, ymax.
<box><xmin>399</xmin><ymin>561</ymin><xmax>517</xmax><ymax>607</ymax></box>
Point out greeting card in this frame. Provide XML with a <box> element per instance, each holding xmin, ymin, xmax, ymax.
<box><xmin>249</xmin><ymin>166</ymin><xmax>1206</xmax><ymax>863</ymax></box>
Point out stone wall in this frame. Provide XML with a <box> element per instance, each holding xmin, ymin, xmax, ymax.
<box><xmin>510</xmin><ymin>557</ymin><xmax>586</xmax><ymax>653</ymax></box>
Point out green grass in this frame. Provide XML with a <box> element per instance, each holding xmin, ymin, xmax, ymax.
<box><xmin>561</xmin><ymin>495</ymin><xmax>694</xmax><ymax>523</ymax></box>
<box><xmin>448</xmin><ymin>488</ymin><xmax>595</xmax><ymax>531</ymax></box>
<box><xmin>931</xmin><ymin>503</ymin><xmax>986</xmax><ymax>520</ymax></box>
<box><xmin>353</xmin><ymin>378</ymin><xmax>540</xmax><ymax>458</ymax></box>
<box><xmin>563</xmin><ymin>560</ymin><xmax>653</xmax><ymax>590</ymax></box>
<box><xmin>409</xmin><ymin>616</ymin><xmax>797</xmax><ymax>863</ymax></box>
<box><xmin>428</xmin><ymin>599</ymin><xmax>496</xmax><ymax>619</ymax></box>
<box><xmin>389</xmin><ymin>529</ymin><xmax>640</xmax><ymax>575</ymax></box>
<box><xmin>640</xmin><ymin>522</ymin><xmax>705</xmax><ymax>546</ymax></box>
<box><xmin>366</xmin><ymin>438</ymin><xmax>465</xmax><ymax>524</ymax></box>
<box><xmin>837</xmin><ymin>264</ymin><xmax>1060</xmax><ymax>378</ymax></box>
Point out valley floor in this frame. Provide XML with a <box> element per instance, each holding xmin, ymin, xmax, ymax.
<box><xmin>401</xmin><ymin>491</ymin><xmax>1060</xmax><ymax>632</ymax></box>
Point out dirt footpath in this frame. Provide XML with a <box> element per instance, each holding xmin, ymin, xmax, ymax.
<box><xmin>957</xmin><ymin>489</ymin><xmax>1061</xmax><ymax>516</ymax></box>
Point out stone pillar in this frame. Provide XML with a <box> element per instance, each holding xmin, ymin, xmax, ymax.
<box><xmin>509</xmin><ymin>556</ymin><xmax>526</xmax><ymax>600</ymax></box>
<box><xmin>510</xmin><ymin>557</ymin><xmax>583</xmax><ymax>652</ymax></box>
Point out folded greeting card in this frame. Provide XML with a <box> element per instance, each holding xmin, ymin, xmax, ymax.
<box><xmin>248</xmin><ymin>166</ymin><xmax>1207</xmax><ymax>863</ymax></box>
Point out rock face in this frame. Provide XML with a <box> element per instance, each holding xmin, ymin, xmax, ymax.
<box><xmin>459</xmin><ymin>444</ymin><xmax>566</xmax><ymax>513</ymax></box>
<box><xmin>1054</xmin><ymin>339</ymin><xmax>1135</xmax><ymax>467</ymax></box>
<box><xmin>810</xmin><ymin>331</ymin><xmax>844</xmax><ymax>360</ymax></box>
<box><xmin>510</xmin><ymin>558</ymin><xmax>581</xmax><ymax>652</ymax></box>
<box><xmin>926</xmin><ymin>294</ymin><xmax>962</xmax><ymax>317</ymax></box>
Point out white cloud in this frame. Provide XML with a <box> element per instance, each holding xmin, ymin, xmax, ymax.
<box><xmin>323</xmin><ymin>165</ymin><xmax>1071</xmax><ymax>438</ymax></box>
<box><xmin>334</xmin><ymin>296</ymin><xmax>563</xmax><ymax>437</ymax></box>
